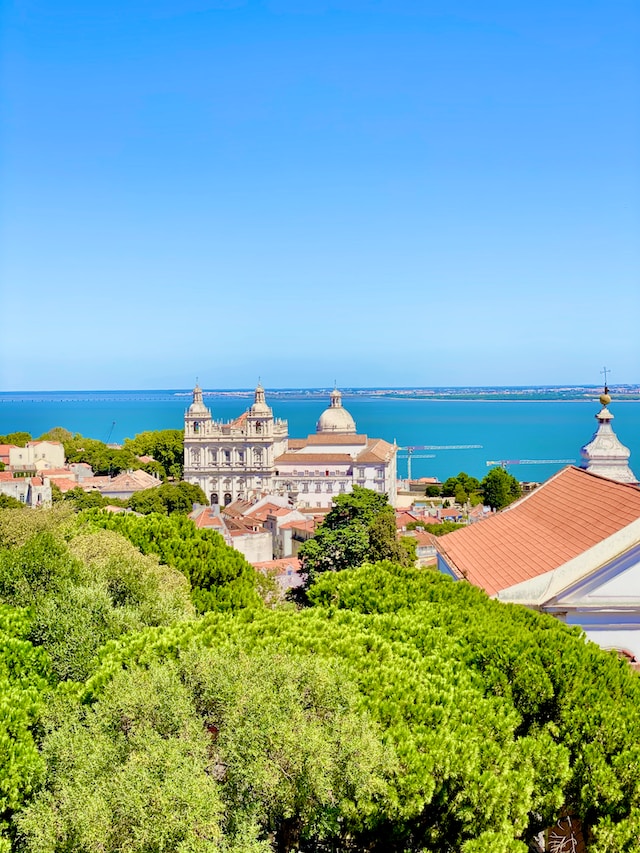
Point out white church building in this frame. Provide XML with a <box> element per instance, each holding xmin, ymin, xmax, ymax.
<box><xmin>183</xmin><ymin>384</ymin><xmax>397</xmax><ymax>509</ymax></box>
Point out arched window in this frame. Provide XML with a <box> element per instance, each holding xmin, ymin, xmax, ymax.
<box><xmin>211</xmin><ymin>492</ymin><xmax>219</xmax><ymax>505</ymax></box>
<box><xmin>193</xmin><ymin>421</ymin><xmax>200</xmax><ymax>433</ymax></box>
<box><xmin>255</xmin><ymin>421</ymin><xmax>262</xmax><ymax>434</ymax></box>
<box><xmin>224</xmin><ymin>493</ymin><xmax>232</xmax><ymax>506</ymax></box>
<box><xmin>254</xmin><ymin>448</ymin><xmax>263</xmax><ymax>465</ymax></box>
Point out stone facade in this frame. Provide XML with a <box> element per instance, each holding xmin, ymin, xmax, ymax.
<box><xmin>183</xmin><ymin>384</ymin><xmax>288</xmax><ymax>505</ymax></box>
<box><xmin>183</xmin><ymin>384</ymin><xmax>397</xmax><ymax>507</ymax></box>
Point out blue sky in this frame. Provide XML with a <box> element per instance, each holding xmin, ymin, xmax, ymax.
<box><xmin>1</xmin><ymin>0</ymin><xmax>639</xmax><ymax>390</ymax></box>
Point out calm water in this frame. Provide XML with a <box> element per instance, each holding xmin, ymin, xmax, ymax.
<box><xmin>1</xmin><ymin>390</ymin><xmax>638</xmax><ymax>483</ymax></box>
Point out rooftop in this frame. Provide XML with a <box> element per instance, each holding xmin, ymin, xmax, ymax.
<box><xmin>436</xmin><ymin>466</ymin><xmax>640</xmax><ymax>596</ymax></box>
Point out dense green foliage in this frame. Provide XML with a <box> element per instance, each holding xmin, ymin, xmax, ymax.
<box><xmin>80</xmin><ymin>562</ymin><xmax>640</xmax><ymax>852</ymax></box>
<box><xmin>0</xmin><ymin>495</ymin><xmax>24</xmax><ymax>510</ymax></box>
<box><xmin>3</xmin><ymin>507</ymin><xmax>640</xmax><ymax>851</ymax></box>
<box><xmin>39</xmin><ymin>426</ymin><xmax>184</xmax><ymax>479</ymax></box>
<box><xmin>127</xmin><ymin>481</ymin><xmax>207</xmax><ymax>515</ymax></box>
<box><xmin>0</xmin><ymin>606</ymin><xmax>52</xmax><ymax>852</ymax></box>
<box><xmin>0</xmin><ymin>433</ymin><xmax>31</xmax><ymax>448</ymax></box>
<box><xmin>80</xmin><ymin>510</ymin><xmax>262</xmax><ymax>612</ymax></box>
<box><xmin>481</xmin><ymin>466</ymin><xmax>522</xmax><ymax>510</ymax></box>
<box><xmin>405</xmin><ymin>519</ymin><xmax>465</xmax><ymax>535</ymax></box>
<box><xmin>0</xmin><ymin>525</ymin><xmax>193</xmax><ymax>683</ymax></box>
<box><xmin>299</xmin><ymin>486</ymin><xmax>415</xmax><ymax>584</ymax></box>
<box><xmin>441</xmin><ymin>472</ymin><xmax>483</xmax><ymax>505</ymax></box>
<box><xmin>123</xmin><ymin>429</ymin><xmax>184</xmax><ymax>480</ymax></box>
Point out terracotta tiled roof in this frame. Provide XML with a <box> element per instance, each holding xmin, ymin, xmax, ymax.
<box><xmin>395</xmin><ymin>511</ymin><xmax>419</xmax><ymax>529</ymax></box>
<box><xmin>0</xmin><ymin>471</ymin><xmax>14</xmax><ymax>481</ymax></box>
<box><xmin>52</xmin><ymin>477</ymin><xmax>80</xmax><ymax>492</ymax></box>
<box><xmin>244</xmin><ymin>501</ymin><xmax>286</xmax><ymax>519</ymax></box>
<box><xmin>229</xmin><ymin>411</ymin><xmax>248</xmax><ymax>428</ymax></box>
<box><xmin>301</xmin><ymin>434</ymin><xmax>368</xmax><ymax>446</ymax></box>
<box><xmin>275</xmin><ymin>453</ymin><xmax>353</xmax><ymax>465</ymax></box>
<box><xmin>412</xmin><ymin>530</ymin><xmax>439</xmax><ymax>547</ymax></box>
<box><xmin>279</xmin><ymin>518</ymin><xmax>316</xmax><ymax>532</ymax></box>
<box><xmin>192</xmin><ymin>509</ymin><xmax>226</xmax><ymax>529</ymax></box>
<box><xmin>222</xmin><ymin>499</ymin><xmax>254</xmax><ymax>518</ymax></box>
<box><xmin>253</xmin><ymin>557</ymin><xmax>302</xmax><ymax>572</ymax></box>
<box><xmin>41</xmin><ymin>468</ymin><xmax>75</xmax><ymax>478</ymax></box>
<box><xmin>436</xmin><ymin>466</ymin><xmax>640</xmax><ymax>596</ymax></box>
<box><xmin>356</xmin><ymin>438</ymin><xmax>396</xmax><ymax>463</ymax></box>
<box><xmin>103</xmin><ymin>469</ymin><xmax>161</xmax><ymax>492</ymax></box>
<box><xmin>287</xmin><ymin>439</ymin><xmax>306</xmax><ymax>450</ymax></box>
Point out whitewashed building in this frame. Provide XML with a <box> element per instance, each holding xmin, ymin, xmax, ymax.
<box><xmin>183</xmin><ymin>384</ymin><xmax>397</xmax><ymax>507</ymax></box>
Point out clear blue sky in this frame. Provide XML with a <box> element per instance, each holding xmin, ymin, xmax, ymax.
<box><xmin>2</xmin><ymin>0</ymin><xmax>639</xmax><ymax>390</ymax></box>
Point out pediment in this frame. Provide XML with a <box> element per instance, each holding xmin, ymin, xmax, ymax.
<box><xmin>549</xmin><ymin>543</ymin><xmax>640</xmax><ymax>608</ymax></box>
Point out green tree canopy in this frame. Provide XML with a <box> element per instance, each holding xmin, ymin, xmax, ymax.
<box><xmin>298</xmin><ymin>486</ymin><xmax>414</xmax><ymax>585</ymax></box>
<box><xmin>128</xmin><ymin>481</ymin><xmax>207</xmax><ymax>515</ymax></box>
<box><xmin>481</xmin><ymin>466</ymin><xmax>522</xmax><ymax>510</ymax></box>
<box><xmin>123</xmin><ymin>429</ymin><xmax>184</xmax><ymax>481</ymax></box>
<box><xmin>441</xmin><ymin>471</ymin><xmax>481</xmax><ymax>499</ymax></box>
<box><xmin>79</xmin><ymin>509</ymin><xmax>262</xmax><ymax>613</ymax></box>
<box><xmin>82</xmin><ymin>562</ymin><xmax>640</xmax><ymax>852</ymax></box>
<box><xmin>0</xmin><ymin>432</ymin><xmax>31</xmax><ymax>448</ymax></box>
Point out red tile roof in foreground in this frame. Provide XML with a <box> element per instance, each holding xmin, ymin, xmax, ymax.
<box><xmin>436</xmin><ymin>466</ymin><xmax>640</xmax><ymax>596</ymax></box>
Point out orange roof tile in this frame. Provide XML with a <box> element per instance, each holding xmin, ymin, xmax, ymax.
<box><xmin>396</xmin><ymin>511</ymin><xmax>419</xmax><ymax>529</ymax></box>
<box><xmin>0</xmin><ymin>471</ymin><xmax>14</xmax><ymax>481</ymax></box>
<box><xmin>193</xmin><ymin>511</ymin><xmax>226</xmax><ymax>529</ymax></box>
<box><xmin>229</xmin><ymin>411</ymin><xmax>248</xmax><ymax>428</ymax></box>
<box><xmin>412</xmin><ymin>530</ymin><xmax>440</xmax><ymax>547</ymax></box>
<box><xmin>436</xmin><ymin>466</ymin><xmax>640</xmax><ymax>596</ymax></box>
<box><xmin>301</xmin><ymin>434</ymin><xmax>368</xmax><ymax>446</ymax></box>
<box><xmin>279</xmin><ymin>518</ymin><xmax>316</xmax><ymax>532</ymax></box>
<box><xmin>252</xmin><ymin>557</ymin><xmax>302</xmax><ymax>573</ymax></box>
<box><xmin>356</xmin><ymin>438</ymin><xmax>395</xmax><ymax>463</ymax></box>
<box><xmin>275</xmin><ymin>453</ymin><xmax>353</xmax><ymax>465</ymax></box>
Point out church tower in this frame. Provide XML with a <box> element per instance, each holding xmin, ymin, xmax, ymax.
<box><xmin>580</xmin><ymin>383</ymin><xmax>637</xmax><ymax>485</ymax></box>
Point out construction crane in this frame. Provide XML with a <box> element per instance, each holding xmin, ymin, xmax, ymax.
<box><xmin>486</xmin><ymin>459</ymin><xmax>575</xmax><ymax>469</ymax></box>
<box><xmin>398</xmin><ymin>444</ymin><xmax>483</xmax><ymax>481</ymax></box>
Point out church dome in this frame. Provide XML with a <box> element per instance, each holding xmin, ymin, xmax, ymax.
<box><xmin>188</xmin><ymin>384</ymin><xmax>210</xmax><ymax>416</ymax></box>
<box><xmin>316</xmin><ymin>388</ymin><xmax>356</xmax><ymax>434</ymax></box>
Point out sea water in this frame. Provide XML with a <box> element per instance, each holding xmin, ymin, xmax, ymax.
<box><xmin>1</xmin><ymin>390</ymin><xmax>639</xmax><ymax>484</ymax></box>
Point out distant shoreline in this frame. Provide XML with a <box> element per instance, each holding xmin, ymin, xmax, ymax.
<box><xmin>2</xmin><ymin>387</ymin><xmax>639</xmax><ymax>404</ymax></box>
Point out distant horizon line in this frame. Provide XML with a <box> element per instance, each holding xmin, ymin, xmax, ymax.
<box><xmin>2</xmin><ymin>383</ymin><xmax>639</xmax><ymax>395</ymax></box>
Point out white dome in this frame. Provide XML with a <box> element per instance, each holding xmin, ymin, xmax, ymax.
<box><xmin>316</xmin><ymin>389</ymin><xmax>356</xmax><ymax>434</ymax></box>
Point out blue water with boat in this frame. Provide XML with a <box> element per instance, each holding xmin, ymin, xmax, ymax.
<box><xmin>1</xmin><ymin>389</ymin><xmax>638</xmax><ymax>484</ymax></box>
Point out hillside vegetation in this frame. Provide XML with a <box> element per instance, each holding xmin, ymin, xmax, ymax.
<box><xmin>0</xmin><ymin>503</ymin><xmax>639</xmax><ymax>852</ymax></box>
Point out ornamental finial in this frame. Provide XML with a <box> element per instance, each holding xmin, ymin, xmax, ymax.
<box><xmin>600</xmin><ymin>366</ymin><xmax>611</xmax><ymax>406</ymax></box>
